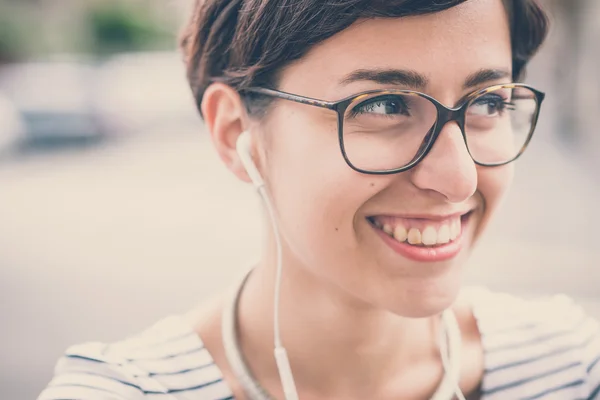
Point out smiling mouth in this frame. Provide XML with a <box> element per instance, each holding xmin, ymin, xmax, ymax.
<box><xmin>367</xmin><ymin>212</ymin><xmax>473</xmax><ymax>248</ymax></box>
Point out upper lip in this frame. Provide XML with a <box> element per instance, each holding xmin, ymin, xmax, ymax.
<box><xmin>367</xmin><ymin>210</ymin><xmax>474</xmax><ymax>221</ymax></box>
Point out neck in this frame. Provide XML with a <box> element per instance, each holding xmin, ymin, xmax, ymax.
<box><xmin>236</xmin><ymin>245</ymin><xmax>443</xmax><ymax>398</ymax></box>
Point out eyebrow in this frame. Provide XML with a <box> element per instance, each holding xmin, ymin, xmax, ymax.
<box><xmin>339</xmin><ymin>67</ymin><xmax>512</xmax><ymax>91</ymax></box>
<box><xmin>463</xmin><ymin>68</ymin><xmax>512</xmax><ymax>89</ymax></box>
<box><xmin>340</xmin><ymin>68</ymin><xmax>428</xmax><ymax>90</ymax></box>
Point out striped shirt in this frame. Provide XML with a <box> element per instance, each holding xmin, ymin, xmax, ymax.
<box><xmin>38</xmin><ymin>287</ymin><xmax>600</xmax><ymax>399</ymax></box>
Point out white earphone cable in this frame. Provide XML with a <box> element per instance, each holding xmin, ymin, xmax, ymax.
<box><xmin>256</xmin><ymin>185</ymin><xmax>284</xmax><ymax>349</ymax></box>
<box><xmin>440</xmin><ymin>311</ymin><xmax>466</xmax><ymax>400</ymax></box>
<box><xmin>256</xmin><ymin>170</ymin><xmax>299</xmax><ymax>400</ymax></box>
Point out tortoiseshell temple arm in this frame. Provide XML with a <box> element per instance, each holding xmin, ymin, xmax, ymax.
<box><xmin>243</xmin><ymin>87</ymin><xmax>337</xmax><ymax>110</ymax></box>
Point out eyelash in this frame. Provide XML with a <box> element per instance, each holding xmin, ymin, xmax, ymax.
<box><xmin>471</xmin><ymin>94</ymin><xmax>515</xmax><ymax>112</ymax></box>
<box><xmin>349</xmin><ymin>96</ymin><xmax>411</xmax><ymax>117</ymax></box>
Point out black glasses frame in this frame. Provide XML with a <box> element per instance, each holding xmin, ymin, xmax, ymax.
<box><xmin>241</xmin><ymin>84</ymin><xmax>546</xmax><ymax>175</ymax></box>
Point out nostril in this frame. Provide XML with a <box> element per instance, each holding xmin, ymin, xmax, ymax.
<box><xmin>409</xmin><ymin>124</ymin><xmax>478</xmax><ymax>203</ymax></box>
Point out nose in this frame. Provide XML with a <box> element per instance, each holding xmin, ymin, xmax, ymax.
<box><xmin>410</xmin><ymin>122</ymin><xmax>477</xmax><ymax>203</ymax></box>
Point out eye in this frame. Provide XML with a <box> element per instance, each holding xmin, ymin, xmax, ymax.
<box><xmin>468</xmin><ymin>94</ymin><xmax>513</xmax><ymax>117</ymax></box>
<box><xmin>350</xmin><ymin>95</ymin><xmax>412</xmax><ymax>117</ymax></box>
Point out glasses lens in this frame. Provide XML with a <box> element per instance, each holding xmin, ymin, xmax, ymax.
<box><xmin>342</xmin><ymin>92</ymin><xmax>437</xmax><ymax>171</ymax></box>
<box><xmin>464</xmin><ymin>86</ymin><xmax>538</xmax><ymax>165</ymax></box>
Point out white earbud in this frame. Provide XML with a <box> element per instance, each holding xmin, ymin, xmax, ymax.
<box><xmin>236</xmin><ymin>130</ymin><xmax>265</xmax><ymax>188</ymax></box>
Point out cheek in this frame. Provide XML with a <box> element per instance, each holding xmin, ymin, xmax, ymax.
<box><xmin>261</xmin><ymin>108</ymin><xmax>373</xmax><ymax>264</ymax></box>
<box><xmin>474</xmin><ymin>163</ymin><xmax>514</xmax><ymax>235</ymax></box>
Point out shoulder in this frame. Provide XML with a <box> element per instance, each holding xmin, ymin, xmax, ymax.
<box><xmin>464</xmin><ymin>286</ymin><xmax>600</xmax><ymax>399</ymax></box>
<box><xmin>38</xmin><ymin>315</ymin><xmax>233</xmax><ymax>400</ymax></box>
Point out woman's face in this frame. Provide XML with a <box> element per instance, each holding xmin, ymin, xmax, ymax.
<box><xmin>254</xmin><ymin>0</ymin><xmax>513</xmax><ymax>317</ymax></box>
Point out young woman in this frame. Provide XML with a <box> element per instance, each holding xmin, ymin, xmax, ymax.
<box><xmin>39</xmin><ymin>0</ymin><xmax>600</xmax><ymax>399</ymax></box>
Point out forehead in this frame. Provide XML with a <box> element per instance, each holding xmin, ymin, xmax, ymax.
<box><xmin>280</xmin><ymin>0</ymin><xmax>512</xmax><ymax>99</ymax></box>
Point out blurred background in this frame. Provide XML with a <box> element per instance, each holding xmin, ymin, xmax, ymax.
<box><xmin>1</xmin><ymin>0</ymin><xmax>599</xmax><ymax>398</ymax></box>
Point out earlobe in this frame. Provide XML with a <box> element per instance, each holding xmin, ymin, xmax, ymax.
<box><xmin>201</xmin><ymin>83</ymin><xmax>253</xmax><ymax>184</ymax></box>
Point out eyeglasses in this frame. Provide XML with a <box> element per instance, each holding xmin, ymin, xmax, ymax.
<box><xmin>241</xmin><ymin>84</ymin><xmax>545</xmax><ymax>175</ymax></box>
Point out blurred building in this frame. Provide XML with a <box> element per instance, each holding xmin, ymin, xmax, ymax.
<box><xmin>0</xmin><ymin>0</ymin><xmax>182</xmax><ymax>62</ymax></box>
<box><xmin>537</xmin><ymin>0</ymin><xmax>600</xmax><ymax>175</ymax></box>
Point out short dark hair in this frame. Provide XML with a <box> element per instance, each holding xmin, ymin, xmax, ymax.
<box><xmin>179</xmin><ymin>0</ymin><xmax>549</xmax><ymax>117</ymax></box>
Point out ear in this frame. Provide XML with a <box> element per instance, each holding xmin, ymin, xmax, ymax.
<box><xmin>201</xmin><ymin>82</ymin><xmax>253</xmax><ymax>184</ymax></box>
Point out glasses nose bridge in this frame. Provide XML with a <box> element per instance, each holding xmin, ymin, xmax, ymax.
<box><xmin>435</xmin><ymin>103</ymin><xmax>466</xmax><ymax>135</ymax></box>
<box><xmin>414</xmin><ymin>101</ymin><xmax>468</xmax><ymax>166</ymax></box>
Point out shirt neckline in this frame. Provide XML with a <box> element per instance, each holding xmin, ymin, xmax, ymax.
<box><xmin>167</xmin><ymin>285</ymin><xmax>492</xmax><ymax>400</ymax></box>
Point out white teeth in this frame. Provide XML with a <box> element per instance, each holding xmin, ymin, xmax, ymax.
<box><xmin>450</xmin><ymin>219</ymin><xmax>461</xmax><ymax>240</ymax></box>
<box><xmin>383</xmin><ymin>224</ymin><xmax>393</xmax><ymax>235</ymax></box>
<box><xmin>393</xmin><ymin>225</ymin><xmax>408</xmax><ymax>242</ymax></box>
<box><xmin>376</xmin><ymin>216</ymin><xmax>462</xmax><ymax>246</ymax></box>
<box><xmin>437</xmin><ymin>224</ymin><xmax>450</xmax><ymax>244</ymax></box>
<box><xmin>407</xmin><ymin>228</ymin><xmax>422</xmax><ymax>245</ymax></box>
<box><xmin>421</xmin><ymin>226</ymin><xmax>437</xmax><ymax>246</ymax></box>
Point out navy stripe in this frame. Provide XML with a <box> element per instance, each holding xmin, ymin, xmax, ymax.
<box><xmin>486</xmin><ymin>334</ymin><xmax>595</xmax><ymax>374</ymax></box>
<box><xmin>127</xmin><ymin>346</ymin><xmax>204</xmax><ymax>361</ymax></box>
<box><xmin>486</xmin><ymin>317</ymin><xmax>586</xmax><ymax>353</ymax></box>
<box><xmin>144</xmin><ymin>377</ymin><xmax>224</xmax><ymax>394</ymax></box>
<box><xmin>47</xmin><ymin>383</ymin><xmax>130</xmax><ymax>399</ymax></box>
<box><xmin>483</xmin><ymin>361</ymin><xmax>581</xmax><ymax>395</ymax></box>
<box><xmin>55</xmin><ymin>369</ymin><xmax>225</xmax><ymax>395</ymax></box>
<box><xmin>66</xmin><ymin>353</ymin><xmax>214</xmax><ymax>378</ymax></box>
<box><xmin>148</xmin><ymin>361</ymin><xmax>215</xmax><ymax>376</ymax></box>
<box><xmin>590</xmin><ymin>381</ymin><xmax>600</xmax><ymax>400</ymax></box>
<box><xmin>522</xmin><ymin>379</ymin><xmax>585</xmax><ymax>400</ymax></box>
<box><xmin>588</xmin><ymin>355</ymin><xmax>600</xmax><ymax>374</ymax></box>
<box><xmin>65</xmin><ymin>354</ymin><xmax>107</xmax><ymax>364</ymax></box>
<box><xmin>58</xmin><ymin>371</ymin><xmax>225</xmax><ymax>395</ymax></box>
<box><xmin>486</xmin><ymin>345</ymin><xmax>576</xmax><ymax>373</ymax></box>
<box><xmin>54</xmin><ymin>370</ymin><xmax>145</xmax><ymax>392</ymax></box>
<box><xmin>217</xmin><ymin>397</ymin><xmax>235</xmax><ymax>400</ymax></box>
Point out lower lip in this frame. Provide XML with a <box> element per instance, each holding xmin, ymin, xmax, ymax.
<box><xmin>371</xmin><ymin>217</ymin><xmax>468</xmax><ymax>262</ymax></box>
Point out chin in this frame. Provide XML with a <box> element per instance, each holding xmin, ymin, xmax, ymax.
<box><xmin>398</xmin><ymin>299</ymin><xmax>457</xmax><ymax>319</ymax></box>
<box><xmin>384</xmin><ymin>273</ymin><xmax>463</xmax><ymax>319</ymax></box>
